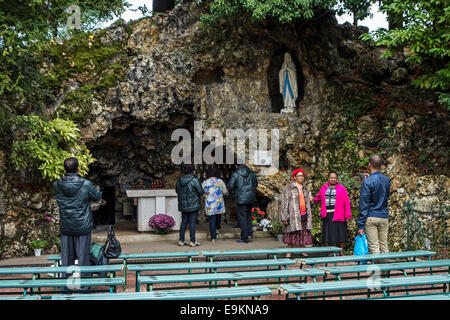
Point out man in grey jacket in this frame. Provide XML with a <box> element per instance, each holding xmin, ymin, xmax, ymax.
<box><xmin>358</xmin><ymin>155</ymin><xmax>391</xmax><ymax>254</ymax></box>
<box><xmin>227</xmin><ymin>164</ymin><xmax>258</xmax><ymax>243</ymax></box>
<box><xmin>54</xmin><ymin>157</ymin><xmax>102</xmax><ymax>289</ymax></box>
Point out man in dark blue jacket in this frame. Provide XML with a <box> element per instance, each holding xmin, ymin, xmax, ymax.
<box><xmin>358</xmin><ymin>155</ymin><xmax>391</xmax><ymax>254</ymax></box>
<box><xmin>54</xmin><ymin>157</ymin><xmax>102</xmax><ymax>288</ymax></box>
<box><xmin>227</xmin><ymin>164</ymin><xmax>258</xmax><ymax>243</ymax></box>
<box><xmin>176</xmin><ymin>164</ymin><xmax>204</xmax><ymax>247</ymax></box>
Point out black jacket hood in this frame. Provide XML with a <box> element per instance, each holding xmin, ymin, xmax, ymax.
<box><xmin>179</xmin><ymin>174</ymin><xmax>196</xmax><ymax>186</ymax></box>
<box><xmin>236</xmin><ymin>166</ymin><xmax>251</xmax><ymax>177</ymax></box>
<box><xmin>57</xmin><ymin>173</ymin><xmax>84</xmax><ymax>197</ymax></box>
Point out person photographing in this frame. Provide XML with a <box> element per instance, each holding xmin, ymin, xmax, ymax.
<box><xmin>357</xmin><ymin>155</ymin><xmax>391</xmax><ymax>255</ymax></box>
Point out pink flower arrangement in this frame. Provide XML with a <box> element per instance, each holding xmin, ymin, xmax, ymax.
<box><xmin>148</xmin><ymin>214</ymin><xmax>176</xmax><ymax>234</ymax></box>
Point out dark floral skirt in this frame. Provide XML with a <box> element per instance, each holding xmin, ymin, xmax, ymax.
<box><xmin>284</xmin><ymin>216</ymin><xmax>312</xmax><ymax>246</ymax></box>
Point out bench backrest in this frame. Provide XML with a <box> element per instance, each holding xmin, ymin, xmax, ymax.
<box><xmin>0</xmin><ymin>265</ymin><xmax>123</xmax><ymax>275</ymax></box>
<box><xmin>0</xmin><ymin>277</ymin><xmax>124</xmax><ymax>289</ymax></box>
<box><xmin>199</xmin><ymin>246</ymin><xmax>342</xmax><ymax>257</ymax></box>
<box><xmin>319</xmin><ymin>259</ymin><xmax>450</xmax><ymax>275</ymax></box>
<box><xmin>297</xmin><ymin>250</ymin><xmax>437</xmax><ymax>265</ymax></box>
<box><xmin>50</xmin><ymin>285</ymin><xmax>273</xmax><ymax>300</ymax></box>
<box><xmin>138</xmin><ymin>268</ymin><xmax>325</xmax><ymax>284</ymax></box>
<box><xmin>127</xmin><ymin>258</ymin><xmax>295</xmax><ymax>272</ymax></box>
<box><xmin>279</xmin><ymin>274</ymin><xmax>450</xmax><ymax>294</ymax></box>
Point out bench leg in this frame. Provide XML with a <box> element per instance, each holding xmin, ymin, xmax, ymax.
<box><xmin>123</xmin><ymin>260</ymin><xmax>127</xmax><ymax>291</ymax></box>
<box><xmin>136</xmin><ymin>271</ymin><xmax>140</xmax><ymax>292</ymax></box>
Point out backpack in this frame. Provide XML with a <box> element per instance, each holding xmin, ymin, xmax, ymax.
<box><xmin>90</xmin><ymin>243</ymin><xmax>109</xmax><ymax>277</ymax></box>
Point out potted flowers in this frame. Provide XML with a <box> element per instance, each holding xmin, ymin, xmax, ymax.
<box><xmin>258</xmin><ymin>218</ymin><xmax>272</xmax><ymax>232</ymax></box>
<box><xmin>29</xmin><ymin>238</ymin><xmax>48</xmax><ymax>256</ymax></box>
<box><xmin>148</xmin><ymin>214</ymin><xmax>176</xmax><ymax>234</ymax></box>
<box><xmin>270</xmin><ymin>221</ymin><xmax>284</xmax><ymax>243</ymax></box>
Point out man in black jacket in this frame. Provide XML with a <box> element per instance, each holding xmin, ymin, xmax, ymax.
<box><xmin>176</xmin><ymin>164</ymin><xmax>204</xmax><ymax>247</ymax></box>
<box><xmin>227</xmin><ymin>164</ymin><xmax>258</xmax><ymax>243</ymax></box>
<box><xmin>54</xmin><ymin>157</ymin><xmax>102</xmax><ymax>288</ymax></box>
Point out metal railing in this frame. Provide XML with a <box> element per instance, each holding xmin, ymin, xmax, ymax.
<box><xmin>402</xmin><ymin>200</ymin><xmax>449</xmax><ymax>258</ymax></box>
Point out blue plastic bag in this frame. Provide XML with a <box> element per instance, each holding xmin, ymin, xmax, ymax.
<box><xmin>354</xmin><ymin>234</ymin><xmax>368</xmax><ymax>264</ymax></box>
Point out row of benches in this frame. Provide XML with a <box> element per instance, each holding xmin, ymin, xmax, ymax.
<box><xmin>0</xmin><ymin>248</ymin><xmax>446</xmax><ymax>299</ymax></box>
<box><xmin>47</xmin><ymin>246</ymin><xmax>344</xmax><ymax>289</ymax></box>
<box><xmin>2</xmin><ymin>273</ymin><xmax>449</xmax><ymax>300</ymax></box>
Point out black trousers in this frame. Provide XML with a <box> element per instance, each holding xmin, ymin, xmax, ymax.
<box><xmin>60</xmin><ymin>233</ymin><xmax>92</xmax><ymax>279</ymax></box>
<box><xmin>236</xmin><ymin>203</ymin><xmax>253</xmax><ymax>241</ymax></box>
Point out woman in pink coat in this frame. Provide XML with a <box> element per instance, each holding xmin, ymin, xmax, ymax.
<box><xmin>313</xmin><ymin>172</ymin><xmax>351</xmax><ymax>254</ymax></box>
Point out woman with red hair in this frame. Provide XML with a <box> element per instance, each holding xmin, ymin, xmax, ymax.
<box><xmin>280</xmin><ymin>169</ymin><xmax>314</xmax><ymax>257</ymax></box>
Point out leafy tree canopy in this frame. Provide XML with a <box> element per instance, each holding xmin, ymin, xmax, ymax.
<box><xmin>0</xmin><ymin>0</ymin><xmax>129</xmax><ymax>101</ymax></box>
<box><xmin>191</xmin><ymin>0</ymin><xmax>339</xmax><ymax>25</ymax></box>
<box><xmin>336</xmin><ymin>0</ymin><xmax>373</xmax><ymax>26</ymax></box>
<box><xmin>362</xmin><ymin>0</ymin><xmax>450</xmax><ymax>108</ymax></box>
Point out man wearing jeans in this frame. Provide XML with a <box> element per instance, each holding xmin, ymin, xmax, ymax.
<box><xmin>357</xmin><ymin>155</ymin><xmax>391</xmax><ymax>255</ymax></box>
<box><xmin>54</xmin><ymin>157</ymin><xmax>102</xmax><ymax>291</ymax></box>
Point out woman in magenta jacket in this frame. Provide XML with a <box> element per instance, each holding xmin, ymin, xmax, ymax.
<box><xmin>313</xmin><ymin>172</ymin><xmax>351</xmax><ymax>254</ymax></box>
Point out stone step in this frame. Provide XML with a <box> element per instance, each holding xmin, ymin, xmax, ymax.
<box><xmin>92</xmin><ymin>221</ymin><xmax>273</xmax><ymax>244</ymax></box>
<box><xmin>93</xmin><ymin>229</ymin><xmax>272</xmax><ymax>244</ymax></box>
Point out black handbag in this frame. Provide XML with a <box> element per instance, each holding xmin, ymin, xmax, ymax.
<box><xmin>104</xmin><ymin>225</ymin><xmax>122</xmax><ymax>259</ymax></box>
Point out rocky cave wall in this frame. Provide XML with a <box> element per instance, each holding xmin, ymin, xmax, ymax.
<box><xmin>0</xmin><ymin>2</ymin><xmax>448</xmax><ymax>257</ymax></box>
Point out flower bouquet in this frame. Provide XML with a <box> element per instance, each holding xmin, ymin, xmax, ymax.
<box><xmin>148</xmin><ymin>214</ymin><xmax>176</xmax><ymax>234</ymax></box>
<box><xmin>258</xmin><ymin>218</ymin><xmax>272</xmax><ymax>232</ymax></box>
<box><xmin>251</xmin><ymin>207</ymin><xmax>266</xmax><ymax>223</ymax></box>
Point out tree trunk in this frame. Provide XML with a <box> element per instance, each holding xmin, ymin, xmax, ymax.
<box><xmin>353</xmin><ymin>13</ymin><xmax>358</xmax><ymax>27</ymax></box>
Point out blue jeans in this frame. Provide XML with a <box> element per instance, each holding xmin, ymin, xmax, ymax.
<box><xmin>208</xmin><ymin>214</ymin><xmax>222</xmax><ymax>239</ymax></box>
<box><xmin>179</xmin><ymin>211</ymin><xmax>198</xmax><ymax>242</ymax></box>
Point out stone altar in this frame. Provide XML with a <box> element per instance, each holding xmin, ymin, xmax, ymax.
<box><xmin>126</xmin><ymin>189</ymin><xmax>181</xmax><ymax>232</ymax></box>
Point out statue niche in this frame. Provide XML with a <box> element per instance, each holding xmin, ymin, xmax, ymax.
<box><xmin>268</xmin><ymin>49</ymin><xmax>304</xmax><ymax>113</ymax></box>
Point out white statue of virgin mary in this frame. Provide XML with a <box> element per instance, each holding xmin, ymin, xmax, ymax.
<box><xmin>279</xmin><ymin>52</ymin><xmax>298</xmax><ymax>113</ymax></box>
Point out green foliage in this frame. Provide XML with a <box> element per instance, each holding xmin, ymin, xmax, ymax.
<box><xmin>336</xmin><ymin>0</ymin><xmax>373</xmax><ymax>26</ymax></box>
<box><xmin>437</xmin><ymin>92</ymin><xmax>450</xmax><ymax>110</ymax></box>
<box><xmin>42</xmin><ymin>31</ymin><xmax>125</xmax><ymax>90</ymax></box>
<box><xmin>40</xmin><ymin>30</ymin><xmax>128</xmax><ymax>123</ymax></box>
<box><xmin>29</xmin><ymin>238</ymin><xmax>49</xmax><ymax>250</ymax></box>
<box><xmin>196</xmin><ymin>0</ymin><xmax>338</xmax><ymax>25</ymax></box>
<box><xmin>10</xmin><ymin>115</ymin><xmax>96</xmax><ymax>182</ymax></box>
<box><xmin>361</xmin><ymin>0</ymin><xmax>450</xmax><ymax>98</ymax></box>
<box><xmin>0</xmin><ymin>0</ymin><xmax>129</xmax><ymax>108</ymax></box>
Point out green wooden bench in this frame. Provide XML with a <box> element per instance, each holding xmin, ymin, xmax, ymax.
<box><xmin>0</xmin><ymin>295</ymin><xmax>41</xmax><ymax>300</ymax></box>
<box><xmin>48</xmin><ymin>251</ymin><xmax>200</xmax><ymax>290</ymax></box>
<box><xmin>279</xmin><ymin>274</ymin><xmax>450</xmax><ymax>300</ymax></box>
<box><xmin>0</xmin><ymin>265</ymin><xmax>124</xmax><ymax>296</ymax></box>
<box><xmin>0</xmin><ymin>277</ymin><xmax>124</xmax><ymax>297</ymax></box>
<box><xmin>138</xmin><ymin>268</ymin><xmax>325</xmax><ymax>291</ymax></box>
<box><xmin>0</xmin><ymin>265</ymin><xmax>123</xmax><ymax>278</ymax></box>
<box><xmin>296</xmin><ymin>250</ymin><xmax>437</xmax><ymax>268</ymax></box>
<box><xmin>51</xmin><ymin>285</ymin><xmax>273</xmax><ymax>300</ymax></box>
<box><xmin>374</xmin><ymin>293</ymin><xmax>450</xmax><ymax>300</ymax></box>
<box><xmin>318</xmin><ymin>259</ymin><xmax>450</xmax><ymax>281</ymax></box>
<box><xmin>128</xmin><ymin>258</ymin><xmax>296</xmax><ymax>291</ymax></box>
<box><xmin>199</xmin><ymin>246</ymin><xmax>342</xmax><ymax>262</ymax></box>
